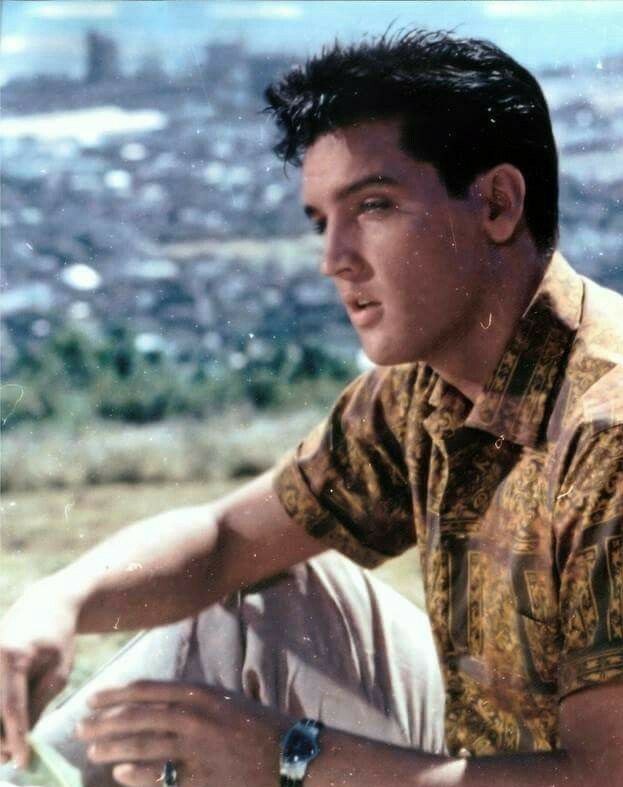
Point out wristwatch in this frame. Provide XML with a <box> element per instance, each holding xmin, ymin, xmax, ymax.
<box><xmin>279</xmin><ymin>718</ymin><xmax>324</xmax><ymax>786</ymax></box>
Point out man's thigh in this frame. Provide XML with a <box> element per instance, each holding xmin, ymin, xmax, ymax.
<box><xmin>191</xmin><ymin>551</ymin><xmax>446</xmax><ymax>753</ymax></box>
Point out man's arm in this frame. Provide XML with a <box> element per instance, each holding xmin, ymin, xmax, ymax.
<box><xmin>69</xmin><ymin>469</ymin><xmax>325</xmax><ymax>632</ymax></box>
<box><xmin>77</xmin><ymin>671</ymin><xmax>623</xmax><ymax>787</ymax></box>
<box><xmin>302</xmin><ymin>680</ymin><xmax>623</xmax><ymax>786</ymax></box>
<box><xmin>0</xmin><ymin>469</ymin><xmax>324</xmax><ymax>766</ymax></box>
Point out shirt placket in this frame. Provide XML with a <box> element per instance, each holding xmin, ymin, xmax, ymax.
<box><xmin>422</xmin><ymin>407</ymin><xmax>468</xmax><ymax>658</ymax></box>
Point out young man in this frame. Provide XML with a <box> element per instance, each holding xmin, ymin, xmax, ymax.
<box><xmin>1</xmin><ymin>29</ymin><xmax>622</xmax><ymax>787</ymax></box>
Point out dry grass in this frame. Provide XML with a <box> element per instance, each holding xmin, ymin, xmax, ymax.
<box><xmin>1</xmin><ymin>412</ymin><xmax>424</xmax><ymax>696</ymax></box>
<box><xmin>1</xmin><ymin>409</ymin><xmax>325</xmax><ymax>492</ymax></box>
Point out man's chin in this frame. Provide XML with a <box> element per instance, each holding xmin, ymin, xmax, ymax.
<box><xmin>361</xmin><ymin>342</ymin><xmax>420</xmax><ymax>367</ymax></box>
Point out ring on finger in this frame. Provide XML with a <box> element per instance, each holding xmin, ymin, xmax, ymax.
<box><xmin>161</xmin><ymin>759</ymin><xmax>178</xmax><ymax>787</ymax></box>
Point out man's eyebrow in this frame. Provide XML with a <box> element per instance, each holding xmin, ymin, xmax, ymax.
<box><xmin>303</xmin><ymin>173</ymin><xmax>400</xmax><ymax>217</ymax></box>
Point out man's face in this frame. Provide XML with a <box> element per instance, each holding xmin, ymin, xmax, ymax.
<box><xmin>301</xmin><ymin>119</ymin><xmax>489</xmax><ymax>367</ymax></box>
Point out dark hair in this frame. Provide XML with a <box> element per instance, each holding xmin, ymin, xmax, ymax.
<box><xmin>264</xmin><ymin>28</ymin><xmax>559</xmax><ymax>256</ymax></box>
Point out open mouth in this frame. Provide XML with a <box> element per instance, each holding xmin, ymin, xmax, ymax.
<box><xmin>347</xmin><ymin>296</ymin><xmax>381</xmax><ymax>312</ymax></box>
<box><xmin>347</xmin><ymin>299</ymin><xmax>383</xmax><ymax>327</ymax></box>
<box><xmin>353</xmin><ymin>298</ymin><xmax>380</xmax><ymax>311</ymax></box>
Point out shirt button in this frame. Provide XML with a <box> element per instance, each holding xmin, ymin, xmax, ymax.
<box><xmin>458</xmin><ymin>747</ymin><xmax>472</xmax><ymax>758</ymax></box>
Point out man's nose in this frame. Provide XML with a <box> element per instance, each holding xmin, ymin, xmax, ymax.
<box><xmin>320</xmin><ymin>222</ymin><xmax>361</xmax><ymax>279</ymax></box>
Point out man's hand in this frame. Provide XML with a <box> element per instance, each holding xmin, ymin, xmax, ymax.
<box><xmin>76</xmin><ymin>680</ymin><xmax>289</xmax><ymax>787</ymax></box>
<box><xmin>0</xmin><ymin>578</ymin><xmax>79</xmax><ymax>768</ymax></box>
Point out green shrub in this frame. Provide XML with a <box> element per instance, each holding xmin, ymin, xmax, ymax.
<box><xmin>1</xmin><ymin>322</ymin><xmax>358</xmax><ymax>433</ymax></box>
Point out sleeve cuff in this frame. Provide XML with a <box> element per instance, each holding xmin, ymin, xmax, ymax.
<box><xmin>273</xmin><ymin>451</ymin><xmax>388</xmax><ymax>569</ymax></box>
<box><xmin>558</xmin><ymin>643</ymin><xmax>623</xmax><ymax>699</ymax></box>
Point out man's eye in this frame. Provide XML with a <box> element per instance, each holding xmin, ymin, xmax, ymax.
<box><xmin>313</xmin><ymin>218</ymin><xmax>326</xmax><ymax>235</ymax></box>
<box><xmin>359</xmin><ymin>198</ymin><xmax>393</xmax><ymax>213</ymax></box>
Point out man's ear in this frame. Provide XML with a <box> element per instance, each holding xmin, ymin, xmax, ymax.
<box><xmin>473</xmin><ymin>164</ymin><xmax>526</xmax><ymax>245</ymax></box>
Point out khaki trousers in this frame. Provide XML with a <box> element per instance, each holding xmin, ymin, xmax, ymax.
<box><xmin>19</xmin><ymin>552</ymin><xmax>447</xmax><ymax>784</ymax></box>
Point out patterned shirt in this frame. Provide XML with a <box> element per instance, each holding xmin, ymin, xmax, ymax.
<box><xmin>274</xmin><ymin>251</ymin><xmax>623</xmax><ymax>756</ymax></box>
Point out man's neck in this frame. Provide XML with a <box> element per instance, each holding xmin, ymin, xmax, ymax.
<box><xmin>429</xmin><ymin>243</ymin><xmax>550</xmax><ymax>405</ymax></box>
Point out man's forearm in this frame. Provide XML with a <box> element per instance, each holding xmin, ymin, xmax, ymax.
<box><xmin>46</xmin><ymin>504</ymin><xmax>229</xmax><ymax>633</ymax></box>
<box><xmin>32</xmin><ymin>469</ymin><xmax>318</xmax><ymax>637</ymax></box>
<box><xmin>307</xmin><ymin>727</ymin><xmax>597</xmax><ymax>787</ymax></box>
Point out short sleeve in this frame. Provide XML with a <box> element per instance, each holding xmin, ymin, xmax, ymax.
<box><xmin>273</xmin><ymin>365</ymin><xmax>418</xmax><ymax>568</ymax></box>
<box><xmin>555</xmin><ymin>425</ymin><xmax>623</xmax><ymax>698</ymax></box>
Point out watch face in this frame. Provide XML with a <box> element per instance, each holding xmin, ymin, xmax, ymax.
<box><xmin>284</xmin><ymin>730</ymin><xmax>317</xmax><ymax>761</ymax></box>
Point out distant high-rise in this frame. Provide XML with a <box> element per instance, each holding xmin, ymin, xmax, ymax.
<box><xmin>248</xmin><ymin>53</ymin><xmax>296</xmax><ymax>100</ymax></box>
<box><xmin>204</xmin><ymin>41</ymin><xmax>241</xmax><ymax>71</ymax></box>
<box><xmin>135</xmin><ymin>51</ymin><xmax>167</xmax><ymax>82</ymax></box>
<box><xmin>85</xmin><ymin>31</ymin><xmax>120</xmax><ymax>84</ymax></box>
<box><xmin>204</xmin><ymin>40</ymin><xmax>249</xmax><ymax>85</ymax></box>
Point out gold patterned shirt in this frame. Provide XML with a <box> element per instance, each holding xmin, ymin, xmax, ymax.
<box><xmin>274</xmin><ymin>251</ymin><xmax>623</xmax><ymax>756</ymax></box>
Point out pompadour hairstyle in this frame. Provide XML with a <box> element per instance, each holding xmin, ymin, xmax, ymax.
<box><xmin>264</xmin><ymin>28</ymin><xmax>559</xmax><ymax>256</ymax></box>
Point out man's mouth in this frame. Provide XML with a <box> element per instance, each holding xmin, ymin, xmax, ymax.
<box><xmin>344</xmin><ymin>294</ymin><xmax>381</xmax><ymax>311</ymax></box>
<box><xmin>345</xmin><ymin>297</ymin><xmax>383</xmax><ymax>327</ymax></box>
<box><xmin>354</xmin><ymin>298</ymin><xmax>378</xmax><ymax>310</ymax></box>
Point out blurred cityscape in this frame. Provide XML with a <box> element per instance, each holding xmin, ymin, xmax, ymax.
<box><xmin>1</xmin><ymin>32</ymin><xmax>622</xmax><ymax>397</ymax></box>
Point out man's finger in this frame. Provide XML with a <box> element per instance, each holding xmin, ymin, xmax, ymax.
<box><xmin>77</xmin><ymin>702</ymin><xmax>205</xmax><ymax>741</ymax></box>
<box><xmin>29</xmin><ymin>668</ymin><xmax>67</xmax><ymax>728</ymax></box>
<box><xmin>89</xmin><ymin>681</ymin><xmax>222</xmax><ymax>713</ymax></box>
<box><xmin>0</xmin><ymin>717</ymin><xmax>10</xmax><ymax>764</ymax></box>
<box><xmin>0</xmin><ymin>653</ymin><xmax>31</xmax><ymax>768</ymax></box>
<box><xmin>111</xmin><ymin>761</ymin><xmax>182</xmax><ymax>787</ymax></box>
<box><xmin>86</xmin><ymin>731</ymin><xmax>177</xmax><ymax>765</ymax></box>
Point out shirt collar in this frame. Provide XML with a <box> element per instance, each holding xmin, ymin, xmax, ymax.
<box><xmin>425</xmin><ymin>252</ymin><xmax>584</xmax><ymax>448</ymax></box>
